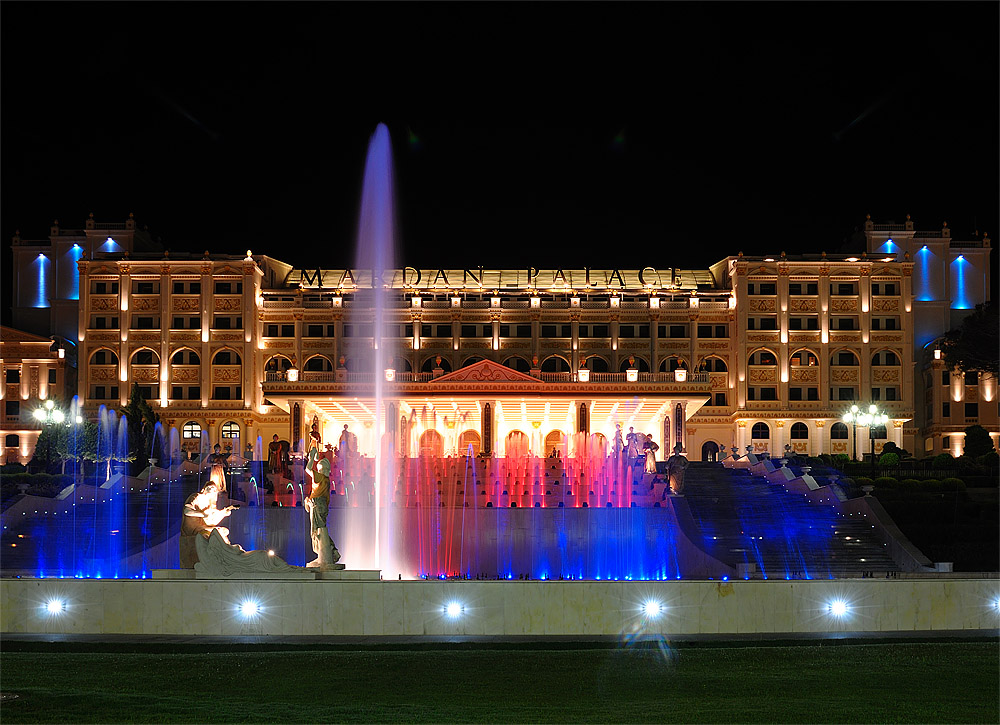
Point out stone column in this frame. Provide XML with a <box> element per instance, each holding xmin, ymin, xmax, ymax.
<box><xmin>818</xmin><ymin>259</ymin><xmax>831</xmax><ymax>410</ymax></box>
<box><xmin>570</xmin><ymin>313</ymin><xmax>580</xmax><ymax>371</ymax></box>
<box><xmin>160</xmin><ymin>262</ymin><xmax>171</xmax><ymax>407</ymax></box>
<box><xmin>200</xmin><ymin>260</ymin><xmax>213</xmax><ymax>409</ymax></box>
<box><xmin>859</xmin><ymin>264</ymin><xmax>872</xmax><ymax>402</ymax></box>
<box><xmin>119</xmin><ymin>261</ymin><xmax>131</xmax><ymax>406</ymax></box>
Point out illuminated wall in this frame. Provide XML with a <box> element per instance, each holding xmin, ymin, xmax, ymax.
<box><xmin>31</xmin><ymin>254</ymin><xmax>50</xmax><ymax>308</ymax></box>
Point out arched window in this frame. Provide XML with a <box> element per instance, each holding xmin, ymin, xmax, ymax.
<box><xmin>872</xmin><ymin>350</ymin><xmax>900</xmax><ymax>366</ymax></box>
<box><xmin>831</xmin><ymin>350</ymin><xmax>859</xmax><ymax>366</ymax></box>
<box><xmin>5</xmin><ymin>434</ymin><xmax>19</xmax><ymax>447</ymax></box>
<box><xmin>265</xmin><ymin>355</ymin><xmax>293</xmax><ymax>371</ymax></box>
<box><xmin>619</xmin><ymin>356</ymin><xmax>649</xmax><ymax>372</ymax></box>
<box><xmin>220</xmin><ymin>421</ymin><xmax>240</xmax><ymax>439</ymax></box>
<box><xmin>749</xmin><ymin>350</ymin><xmax>777</xmax><ymax>366</ymax></box>
<box><xmin>420</xmin><ymin>356</ymin><xmax>452</xmax><ymax>373</ymax></box>
<box><xmin>171</xmin><ymin>349</ymin><xmax>200</xmax><ymax>365</ymax></box>
<box><xmin>503</xmin><ymin>356</ymin><xmax>531</xmax><ymax>373</ymax></box>
<box><xmin>182</xmin><ymin>421</ymin><xmax>202</xmax><ymax>440</ymax></box>
<box><xmin>790</xmin><ymin>422</ymin><xmax>809</xmax><ymax>439</ymax></box>
<box><xmin>90</xmin><ymin>349</ymin><xmax>118</xmax><ymax>366</ymax></box>
<box><xmin>212</xmin><ymin>349</ymin><xmax>241</xmax><ymax>366</ymax></box>
<box><xmin>542</xmin><ymin>356</ymin><xmax>570</xmax><ymax>372</ymax></box>
<box><xmin>831</xmin><ymin>422</ymin><xmax>849</xmax><ymax>439</ymax></box>
<box><xmin>304</xmin><ymin>356</ymin><xmax>333</xmax><ymax>371</ymax></box>
<box><xmin>751</xmin><ymin>422</ymin><xmax>770</xmax><ymax>440</ymax></box>
<box><xmin>790</xmin><ymin>350</ymin><xmax>818</xmax><ymax>367</ymax></box>
<box><xmin>659</xmin><ymin>355</ymin><xmax>687</xmax><ymax>372</ymax></box>
<box><xmin>130</xmin><ymin>348</ymin><xmax>159</xmax><ymax>366</ymax></box>
<box><xmin>700</xmin><ymin>356</ymin><xmax>728</xmax><ymax>372</ymax></box>
<box><xmin>582</xmin><ymin>355</ymin><xmax>609</xmax><ymax>372</ymax></box>
<box><xmin>871</xmin><ymin>424</ymin><xmax>888</xmax><ymax>440</ymax></box>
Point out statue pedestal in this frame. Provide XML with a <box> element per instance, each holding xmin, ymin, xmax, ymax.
<box><xmin>152</xmin><ymin>568</ymin><xmax>381</xmax><ymax>581</ymax></box>
<box><xmin>315</xmin><ymin>569</ymin><xmax>381</xmax><ymax>581</ymax></box>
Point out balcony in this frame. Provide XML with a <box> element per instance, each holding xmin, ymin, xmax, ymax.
<box><xmin>261</xmin><ymin>368</ymin><xmax>711</xmax><ymax>393</ymax></box>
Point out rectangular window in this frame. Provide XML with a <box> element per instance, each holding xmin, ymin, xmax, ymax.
<box><xmin>134</xmin><ymin>317</ymin><xmax>156</xmax><ymax>329</ymax></box>
<box><xmin>758</xmin><ymin>282</ymin><xmax>776</xmax><ymax>295</ymax></box>
<box><xmin>789</xmin><ymin>282</ymin><xmax>818</xmax><ymax>295</ymax></box>
<box><xmin>265</xmin><ymin>324</ymin><xmax>278</xmax><ymax>336</ymax></box>
<box><xmin>943</xmin><ymin>435</ymin><xmax>951</xmax><ymax>448</ymax></box>
<box><xmin>965</xmin><ymin>402</ymin><xmax>979</xmax><ymax>418</ymax></box>
<box><xmin>941</xmin><ymin>371</ymin><xmax>949</xmax><ymax>386</ymax></box>
<box><xmin>135</xmin><ymin>282</ymin><xmax>155</xmax><ymax>294</ymax></box>
<box><xmin>833</xmin><ymin>317</ymin><xmax>856</xmax><ymax>331</ymax></box>
<box><xmin>306</xmin><ymin>324</ymin><xmax>323</xmax><ymax>337</ymax></box>
<box><xmin>715</xmin><ymin>325</ymin><xmax>728</xmax><ymax>338</ymax></box>
<box><xmin>214</xmin><ymin>386</ymin><xmax>231</xmax><ymax>400</ymax></box>
<box><xmin>942</xmin><ymin>402</ymin><xmax>950</xmax><ymax>418</ymax></box>
<box><xmin>619</xmin><ymin>326</ymin><xmax>634</xmax><ymax>338</ymax></box>
<box><xmin>697</xmin><ymin>325</ymin><xmax>713</xmax><ymax>338</ymax></box>
<box><xmin>789</xmin><ymin>386</ymin><xmax>803</xmax><ymax>401</ymax></box>
<box><xmin>836</xmin><ymin>387</ymin><xmax>856</xmax><ymax>401</ymax></box>
<box><xmin>885</xmin><ymin>387</ymin><xmax>897</xmax><ymax>401</ymax></box>
<box><xmin>48</xmin><ymin>369</ymin><xmax>57</xmax><ymax>385</ymax></box>
<box><xmin>541</xmin><ymin>325</ymin><xmax>557</xmax><ymax>337</ymax></box>
<box><xmin>713</xmin><ymin>392</ymin><xmax>727</xmax><ymax>406</ymax></box>
<box><xmin>404</xmin><ymin>324</ymin><xmax>413</xmax><ymax>337</ymax></box>
<box><xmin>5</xmin><ymin>400</ymin><xmax>20</xmax><ymax>417</ymax></box>
<box><xmin>871</xmin><ymin>388</ymin><xmax>881</xmax><ymax>401</ymax></box>
<box><xmin>835</xmin><ymin>283</ymin><xmax>857</xmax><ymax>296</ymax></box>
<box><xmin>214</xmin><ymin>282</ymin><xmax>241</xmax><ymax>295</ymax></box>
<box><xmin>965</xmin><ymin>371</ymin><xmax>979</xmax><ymax>385</ymax></box>
<box><xmin>5</xmin><ymin>369</ymin><xmax>20</xmax><ymax>384</ymax></box>
<box><xmin>281</xmin><ymin>325</ymin><xmax>294</xmax><ymax>337</ymax></box>
<box><xmin>438</xmin><ymin>325</ymin><xmax>452</xmax><ymax>338</ymax></box>
<box><xmin>669</xmin><ymin>325</ymin><xmax>686</xmax><ymax>338</ymax></box>
<box><xmin>517</xmin><ymin>325</ymin><xmax>533</xmax><ymax>338</ymax></box>
<box><xmin>462</xmin><ymin>325</ymin><xmax>478</xmax><ymax>337</ymax></box>
<box><xmin>808</xmin><ymin>387</ymin><xmax>819</xmax><ymax>401</ymax></box>
<box><xmin>562</xmin><ymin>325</ymin><xmax>573</xmax><ymax>337</ymax></box>
<box><xmin>789</xmin><ymin>317</ymin><xmax>802</xmax><ymax>331</ymax></box>
<box><xmin>214</xmin><ymin>316</ymin><xmax>232</xmax><ymax>329</ymax></box>
<box><xmin>173</xmin><ymin>317</ymin><xmax>185</xmax><ymax>329</ymax></box>
<box><xmin>759</xmin><ymin>317</ymin><xmax>777</xmax><ymax>330</ymax></box>
<box><xmin>327</xmin><ymin>325</ymin><xmax>336</xmax><ymax>337</ymax></box>
<box><xmin>94</xmin><ymin>386</ymin><xmax>105</xmax><ymax>400</ymax></box>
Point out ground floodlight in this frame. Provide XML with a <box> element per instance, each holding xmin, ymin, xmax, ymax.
<box><xmin>240</xmin><ymin>600</ymin><xmax>261</xmax><ymax>617</ymax></box>
<box><xmin>828</xmin><ymin>599</ymin><xmax>849</xmax><ymax>617</ymax></box>
<box><xmin>444</xmin><ymin>601</ymin><xmax>464</xmax><ymax>618</ymax></box>
<box><xmin>45</xmin><ymin>598</ymin><xmax>66</xmax><ymax>614</ymax></box>
<box><xmin>642</xmin><ymin>599</ymin><xmax>663</xmax><ymax>618</ymax></box>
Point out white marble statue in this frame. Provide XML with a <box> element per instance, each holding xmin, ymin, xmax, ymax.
<box><xmin>304</xmin><ymin>447</ymin><xmax>344</xmax><ymax>570</ymax></box>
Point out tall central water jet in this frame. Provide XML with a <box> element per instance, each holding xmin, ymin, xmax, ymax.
<box><xmin>346</xmin><ymin>123</ymin><xmax>400</xmax><ymax>575</ymax></box>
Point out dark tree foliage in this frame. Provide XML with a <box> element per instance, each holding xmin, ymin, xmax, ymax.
<box><xmin>963</xmin><ymin>425</ymin><xmax>996</xmax><ymax>458</ymax></box>
<box><xmin>121</xmin><ymin>383</ymin><xmax>160</xmax><ymax>475</ymax></box>
<box><xmin>940</xmin><ymin>302</ymin><xmax>999</xmax><ymax>375</ymax></box>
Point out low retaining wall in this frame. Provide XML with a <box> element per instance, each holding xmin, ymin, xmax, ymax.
<box><xmin>2</xmin><ymin>577</ymin><xmax>997</xmax><ymax>638</ymax></box>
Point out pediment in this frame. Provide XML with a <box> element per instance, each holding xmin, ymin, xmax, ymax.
<box><xmin>431</xmin><ymin>359</ymin><xmax>539</xmax><ymax>384</ymax></box>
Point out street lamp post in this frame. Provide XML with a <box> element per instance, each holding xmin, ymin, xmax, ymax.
<box><xmin>842</xmin><ymin>403</ymin><xmax>889</xmax><ymax>464</ymax></box>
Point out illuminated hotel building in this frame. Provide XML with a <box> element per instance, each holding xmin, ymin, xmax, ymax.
<box><xmin>3</xmin><ymin>214</ymin><xmax>994</xmax><ymax>462</ymax></box>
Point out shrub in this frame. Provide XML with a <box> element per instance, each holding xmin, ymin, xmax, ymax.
<box><xmin>878</xmin><ymin>452</ymin><xmax>900</xmax><ymax>467</ymax></box>
<box><xmin>899</xmin><ymin>479</ymin><xmax>922</xmax><ymax>487</ymax></box>
<box><xmin>932</xmin><ymin>453</ymin><xmax>954</xmax><ymax>470</ymax></box>
<box><xmin>976</xmin><ymin>450</ymin><xmax>999</xmax><ymax>468</ymax></box>
<box><xmin>873</xmin><ymin>477</ymin><xmax>898</xmax><ymax>488</ymax></box>
<box><xmin>807</xmin><ymin>457</ymin><xmax>824</xmax><ymax>468</ymax></box>
<box><xmin>939</xmin><ymin>477</ymin><xmax>967</xmax><ymax>492</ymax></box>
<box><xmin>854</xmin><ymin>476</ymin><xmax>873</xmax><ymax>487</ymax></box>
<box><xmin>919</xmin><ymin>478</ymin><xmax>942</xmax><ymax>490</ymax></box>
<box><xmin>1</xmin><ymin>462</ymin><xmax>26</xmax><ymax>474</ymax></box>
<box><xmin>832</xmin><ymin>454</ymin><xmax>850</xmax><ymax>467</ymax></box>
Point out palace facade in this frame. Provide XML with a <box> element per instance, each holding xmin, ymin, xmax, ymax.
<box><xmin>4</xmin><ymin>214</ymin><xmax>995</xmax><ymax>464</ymax></box>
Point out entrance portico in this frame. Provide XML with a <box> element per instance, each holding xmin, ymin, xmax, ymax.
<box><xmin>262</xmin><ymin>359</ymin><xmax>711</xmax><ymax>459</ymax></box>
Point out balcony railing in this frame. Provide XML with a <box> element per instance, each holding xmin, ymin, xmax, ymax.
<box><xmin>263</xmin><ymin>370</ymin><xmax>710</xmax><ymax>385</ymax></box>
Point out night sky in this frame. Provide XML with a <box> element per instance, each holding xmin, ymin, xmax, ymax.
<box><xmin>2</xmin><ymin>2</ymin><xmax>997</xmax><ymax>322</ymax></box>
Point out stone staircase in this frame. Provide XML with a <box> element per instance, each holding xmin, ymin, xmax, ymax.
<box><xmin>680</xmin><ymin>462</ymin><xmax>899</xmax><ymax>578</ymax></box>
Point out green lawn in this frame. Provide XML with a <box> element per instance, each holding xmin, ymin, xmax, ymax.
<box><xmin>1</xmin><ymin>641</ymin><xmax>997</xmax><ymax>723</ymax></box>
